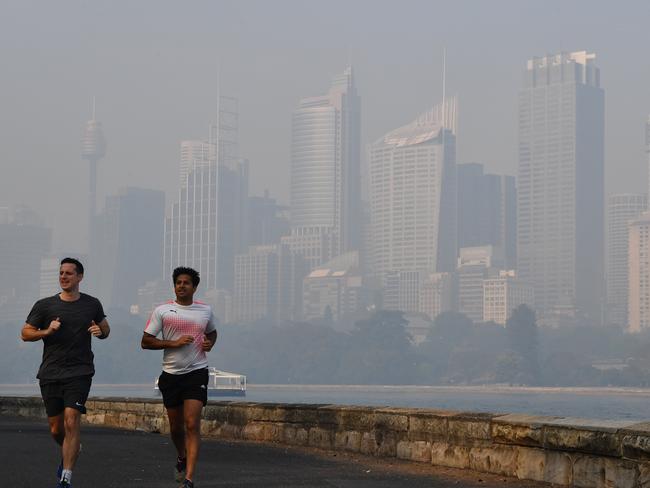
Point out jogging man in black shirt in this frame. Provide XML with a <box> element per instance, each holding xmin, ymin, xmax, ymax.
<box><xmin>22</xmin><ymin>257</ymin><xmax>110</xmax><ymax>488</ymax></box>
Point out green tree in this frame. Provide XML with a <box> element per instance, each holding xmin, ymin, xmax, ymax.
<box><xmin>341</xmin><ymin>310</ymin><xmax>415</xmax><ymax>384</ymax></box>
<box><xmin>417</xmin><ymin>312</ymin><xmax>474</xmax><ymax>383</ymax></box>
<box><xmin>505</xmin><ymin>304</ymin><xmax>540</xmax><ymax>385</ymax></box>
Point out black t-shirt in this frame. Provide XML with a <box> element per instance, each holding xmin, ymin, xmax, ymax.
<box><xmin>26</xmin><ymin>293</ymin><xmax>106</xmax><ymax>380</ymax></box>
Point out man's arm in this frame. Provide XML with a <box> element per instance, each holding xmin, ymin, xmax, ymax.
<box><xmin>88</xmin><ymin>319</ymin><xmax>110</xmax><ymax>339</ymax></box>
<box><xmin>21</xmin><ymin>318</ymin><xmax>61</xmax><ymax>342</ymax></box>
<box><xmin>202</xmin><ymin>330</ymin><xmax>217</xmax><ymax>351</ymax></box>
<box><xmin>141</xmin><ymin>332</ymin><xmax>194</xmax><ymax>350</ymax></box>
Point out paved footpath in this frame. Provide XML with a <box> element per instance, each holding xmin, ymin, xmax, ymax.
<box><xmin>1</xmin><ymin>416</ymin><xmax>550</xmax><ymax>487</ymax></box>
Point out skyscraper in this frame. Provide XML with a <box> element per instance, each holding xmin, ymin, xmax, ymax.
<box><xmin>81</xmin><ymin>100</ymin><xmax>106</xmax><ymax>252</ymax></box>
<box><xmin>164</xmin><ymin>97</ymin><xmax>248</xmax><ymax>291</ymax></box>
<box><xmin>628</xmin><ymin>212</ymin><xmax>650</xmax><ymax>332</ymax></box>
<box><xmin>247</xmin><ymin>191</ymin><xmax>289</xmax><ymax>247</ymax></box>
<box><xmin>233</xmin><ymin>244</ymin><xmax>305</xmax><ymax>323</ymax></box>
<box><xmin>517</xmin><ymin>51</ymin><xmax>604</xmax><ymax>323</ymax></box>
<box><xmin>94</xmin><ymin>187</ymin><xmax>165</xmax><ymax>309</ymax></box>
<box><xmin>179</xmin><ymin>140</ymin><xmax>215</xmax><ymax>189</ymax></box>
<box><xmin>289</xmin><ymin>66</ymin><xmax>361</xmax><ymax>267</ymax></box>
<box><xmin>606</xmin><ymin>194</ymin><xmax>647</xmax><ymax>327</ymax></box>
<box><xmin>646</xmin><ymin>116</ymin><xmax>650</xmax><ymax>196</ymax></box>
<box><xmin>457</xmin><ymin>163</ymin><xmax>516</xmax><ymax>268</ymax></box>
<box><xmin>0</xmin><ymin>206</ymin><xmax>51</xmax><ymax>321</ymax></box>
<box><xmin>369</xmin><ymin>98</ymin><xmax>457</xmax><ymax>279</ymax></box>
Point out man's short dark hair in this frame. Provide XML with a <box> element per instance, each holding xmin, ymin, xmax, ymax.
<box><xmin>60</xmin><ymin>257</ymin><xmax>84</xmax><ymax>275</ymax></box>
<box><xmin>173</xmin><ymin>267</ymin><xmax>200</xmax><ymax>287</ymax></box>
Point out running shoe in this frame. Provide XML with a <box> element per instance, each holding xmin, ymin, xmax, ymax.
<box><xmin>180</xmin><ymin>479</ymin><xmax>194</xmax><ymax>488</ymax></box>
<box><xmin>56</xmin><ymin>481</ymin><xmax>71</xmax><ymax>488</ymax></box>
<box><xmin>174</xmin><ymin>456</ymin><xmax>187</xmax><ymax>482</ymax></box>
<box><xmin>56</xmin><ymin>460</ymin><xmax>63</xmax><ymax>480</ymax></box>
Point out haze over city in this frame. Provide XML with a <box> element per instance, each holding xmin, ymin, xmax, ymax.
<box><xmin>4</xmin><ymin>0</ymin><xmax>650</xmax><ymax>389</ymax></box>
<box><xmin>2</xmin><ymin>0</ymin><xmax>650</xmax><ymax>251</ymax></box>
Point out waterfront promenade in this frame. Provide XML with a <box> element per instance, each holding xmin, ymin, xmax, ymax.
<box><xmin>1</xmin><ymin>415</ymin><xmax>547</xmax><ymax>487</ymax></box>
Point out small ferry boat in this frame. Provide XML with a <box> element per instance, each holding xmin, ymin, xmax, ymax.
<box><xmin>155</xmin><ymin>367</ymin><xmax>246</xmax><ymax>397</ymax></box>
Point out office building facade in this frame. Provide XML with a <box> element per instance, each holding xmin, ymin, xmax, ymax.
<box><xmin>628</xmin><ymin>212</ymin><xmax>650</xmax><ymax>332</ymax></box>
<box><xmin>369</xmin><ymin>98</ymin><xmax>458</xmax><ymax>280</ymax></box>
<box><xmin>517</xmin><ymin>51</ymin><xmax>604</xmax><ymax>323</ymax></box>
<box><xmin>457</xmin><ymin>163</ymin><xmax>516</xmax><ymax>268</ymax></box>
<box><xmin>290</xmin><ymin>66</ymin><xmax>361</xmax><ymax>266</ymax></box>
<box><xmin>606</xmin><ymin>194</ymin><xmax>647</xmax><ymax>327</ymax></box>
<box><xmin>483</xmin><ymin>270</ymin><xmax>535</xmax><ymax>326</ymax></box>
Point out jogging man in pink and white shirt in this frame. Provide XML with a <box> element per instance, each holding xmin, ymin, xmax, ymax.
<box><xmin>141</xmin><ymin>267</ymin><xmax>217</xmax><ymax>488</ymax></box>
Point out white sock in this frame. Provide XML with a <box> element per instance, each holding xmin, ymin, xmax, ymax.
<box><xmin>61</xmin><ymin>469</ymin><xmax>73</xmax><ymax>483</ymax></box>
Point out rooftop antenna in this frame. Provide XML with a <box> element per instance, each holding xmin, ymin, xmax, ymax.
<box><xmin>210</xmin><ymin>62</ymin><xmax>221</xmax><ymax>147</ymax></box>
<box><xmin>92</xmin><ymin>96</ymin><xmax>96</xmax><ymax>120</ymax></box>
<box><xmin>440</xmin><ymin>46</ymin><xmax>447</xmax><ymax>147</ymax></box>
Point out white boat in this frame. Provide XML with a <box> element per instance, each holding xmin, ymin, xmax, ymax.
<box><xmin>154</xmin><ymin>367</ymin><xmax>246</xmax><ymax>397</ymax></box>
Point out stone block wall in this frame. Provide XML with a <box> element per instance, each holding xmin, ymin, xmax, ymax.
<box><xmin>2</xmin><ymin>396</ymin><xmax>650</xmax><ymax>487</ymax></box>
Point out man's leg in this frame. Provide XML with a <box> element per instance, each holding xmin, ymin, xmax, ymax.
<box><xmin>62</xmin><ymin>407</ymin><xmax>82</xmax><ymax>470</ymax></box>
<box><xmin>183</xmin><ymin>399</ymin><xmax>203</xmax><ymax>482</ymax></box>
<box><xmin>48</xmin><ymin>414</ymin><xmax>65</xmax><ymax>446</ymax></box>
<box><xmin>166</xmin><ymin>405</ymin><xmax>186</xmax><ymax>458</ymax></box>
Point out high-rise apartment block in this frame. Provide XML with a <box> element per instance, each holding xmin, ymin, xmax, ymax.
<box><xmin>234</xmin><ymin>246</ymin><xmax>279</xmax><ymax>323</ymax></box>
<box><xmin>290</xmin><ymin>67</ymin><xmax>361</xmax><ymax>268</ymax></box>
<box><xmin>606</xmin><ymin>194</ymin><xmax>647</xmax><ymax>327</ymax></box>
<box><xmin>517</xmin><ymin>51</ymin><xmax>604</xmax><ymax>323</ymax></box>
<box><xmin>483</xmin><ymin>270</ymin><xmax>534</xmax><ymax>326</ymax></box>
<box><xmin>457</xmin><ymin>163</ymin><xmax>516</xmax><ymax>268</ymax></box>
<box><xmin>628</xmin><ymin>212</ymin><xmax>650</xmax><ymax>332</ymax></box>
<box><xmin>233</xmin><ymin>244</ymin><xmax>305</xmax><ymax>323</ymax></box>
<box><xmin>369</xmin><ymin>98</ymin><xmax>458</xmax><ymax>280</ymax></box>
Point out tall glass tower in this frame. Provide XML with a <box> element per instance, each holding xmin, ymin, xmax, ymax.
<box><xmin>288</xmin><ymin>67</ymin><xmax>361</xmax><ymax>266</ymax></box>
<box><xmin>517</xmin><ymin>51</ymin><xmax>604</xmax><ymax>324</ymax></box>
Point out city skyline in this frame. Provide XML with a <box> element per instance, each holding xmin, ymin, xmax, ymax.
<box><xmin>2</xmin><ymin>1</ymin><xmax>650</xmax><ymax>253</ymax></box>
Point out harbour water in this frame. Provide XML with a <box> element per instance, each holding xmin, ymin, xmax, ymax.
<box><xmin>1</xmin><ymin>384</ymin><xmax>649</xmax><ymax>422</ymax></box>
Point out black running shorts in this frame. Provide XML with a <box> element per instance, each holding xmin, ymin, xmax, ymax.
<box><xmin>158</xmin><ymin>368</ymin><xmax>209</xmax><ymax>408</ymax></box>
<box><xmin>39</xmin><ymin>375</ymin><xmax>93</xmax><ymax>417</ymax></box>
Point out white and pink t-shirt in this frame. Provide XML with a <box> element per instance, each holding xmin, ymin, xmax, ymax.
<box><xmin>145</xmin><ymin>301</ymin><xmax>217</xmax><ymax>374</ymax></box>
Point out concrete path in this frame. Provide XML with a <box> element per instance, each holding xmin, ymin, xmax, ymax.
<box><xmin>1</xmin><ymin>416</ymin><xmax>550</xmax><ymax>487</ymax></box>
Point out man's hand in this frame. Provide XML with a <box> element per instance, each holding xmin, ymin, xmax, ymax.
<box><xmin>174</xmin><ymin>335</ymin><xmax>194</xmax><ymax>348</ymax></box>
<box><xmin>46</xmin><ymin>317</ymin><xmax>61</xmax><ymax>336</ymax></box>
<box><xmin>202</xmin><ymin>334</ymin><xmax>215</xmax><ymax>352</ymax></box>
<box><xmin>88</xmin><ymin>320</ymin><xmax>103</xmax><ymax>337</ymax></box>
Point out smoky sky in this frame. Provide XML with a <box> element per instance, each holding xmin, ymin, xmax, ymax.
<box><xmin>1</xmin><ymin>0</ymin><xmax>649</xmax><ymax>252</ymax></box>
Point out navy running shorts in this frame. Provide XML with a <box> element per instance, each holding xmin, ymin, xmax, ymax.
<box><xmin>39</xmin><ymin>375</ymin><xmax>93</xmax><ymax>417</ymax></box>
<box><xmin>158</xmin><ymin>368</ymin><xmax>209</xmax><ymax>408</ymax></box>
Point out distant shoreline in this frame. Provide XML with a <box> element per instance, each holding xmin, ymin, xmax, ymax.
<box><xmin>3</xmin><ymin>383</ymin><xmax>650</xmax><ymax>397</ymax></box>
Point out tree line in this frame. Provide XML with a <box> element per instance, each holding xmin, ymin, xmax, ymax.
<box><xmin>5</xmin><ymin>305</ymin><xmax>650</xmax><ymax>386</ymax></box>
